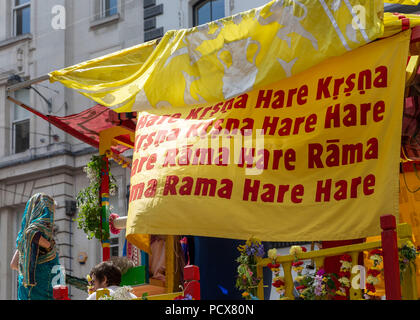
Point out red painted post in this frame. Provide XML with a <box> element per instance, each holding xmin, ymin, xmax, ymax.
<box><xmin>322</xmin><ymin>239</ymin><xmax>365</xmax><ymax>300</ymax></box>
<box><xmin>184</xmin><ymin>265</ymin><xmax>200</xmax><ymax>300</ymax></box>
<box><xmin>100</xmin><ymin>155</ymin><xmax>110</xmax><ymax>262</ymax></box>
<box><xmin>380</xmin><ymin>215</ymin><xmax>401</xmax><ymax>300</ymax></box>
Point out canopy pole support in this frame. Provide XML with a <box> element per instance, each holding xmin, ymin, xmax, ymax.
<box><xmin>7</xmin><ymin>96</ymin><xmax>51</xmax><ymax>120</ymax></box>
<box><xmin>6</xmin><ymin>74</ymin><xmax>50</xmax><ymax>94</ymax></box>
<box><xmin>100</xmin><ymin>155</ymin><xmax>111</xmax><ymax>262</ymax></box>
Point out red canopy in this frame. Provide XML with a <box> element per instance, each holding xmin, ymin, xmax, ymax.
<box><xmin>8</xmin><ymin>97</ymin><xmax>135</xmax><ymax>154</ymax></box>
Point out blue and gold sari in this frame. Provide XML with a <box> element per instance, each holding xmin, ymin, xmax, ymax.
<box><xmin>16</xmin><ymin>193</ymin><xmax>60</xmax><ymax>300</ymax></box>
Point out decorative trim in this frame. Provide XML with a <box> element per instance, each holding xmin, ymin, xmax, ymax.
<box><xmin>0</xmin><ymin>34</ymin><xmax>32</xmax><ymax>50</ymax></box>
<box><xmin>144</xmin><ymin>0</ymin><xmax>156</xmax><ymax>8</ymax></box>
<box><xmin>90</xmin><ymin>13</ymin><xmax>120</xmax><ymax>30</ymax></box>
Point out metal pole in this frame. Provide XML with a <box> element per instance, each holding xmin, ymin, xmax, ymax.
<box><xmin>6</xmin><ymin>74</ymin><xmax>50</xmax><ymax>94</ymax></box>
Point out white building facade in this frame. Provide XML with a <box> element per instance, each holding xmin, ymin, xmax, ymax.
<box><xmin>0</xmin><ymin>0</ymin><xmax>272</xmax><ymax>300</ymax></box>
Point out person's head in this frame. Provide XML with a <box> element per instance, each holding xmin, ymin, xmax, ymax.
<box><xmin>89</xmin><ymin>262</ymin><xmax>122</xmax><ymax>291</ymax></box>
<box><xmin>108</xmin><ymin>257</ymin><xmax>135</xmax><ymax>275</ymax></box>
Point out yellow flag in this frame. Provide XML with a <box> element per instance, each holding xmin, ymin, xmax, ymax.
<box><xmin>49</xmin><ymin>0</ymin><xmax>384</xmax><ymax>113</ymax></box>
<box><xmin>385</xmin><ymin>0</ymin><xmax>420</xmax><ymax>5</ymax></box>
<box><xmin>383</xmin><ymin>12</ymin><xmax>420</xmax><ymax>38</ymax></box>
<box><xmin>126</xmin><ymin>31</ymin><xmax>410</xmax><ymax>253</ymax></box>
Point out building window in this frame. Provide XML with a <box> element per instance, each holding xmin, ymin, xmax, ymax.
<box><xmin>110</xmin><ymin>237</ymin><xmax>119</xmax><ymax>257</ymax></box>
<box><xmin>193</xmin><ymin>0</ymin><xmax>224</xmax><ymax>26</ymax></box>
<box><xmin>13</xmin><ymin>0</ymin><xmax>31</xmax><ymax>36</ymax></box>
<box><xmin>12</xmin><ymin>89</ymin><xmax>30</xmax><ymax>154</ymax></box>
<box><xmin>100</xmin><ymin>0</ymin><xmax>118</xmax><ymax>18</ymax></box>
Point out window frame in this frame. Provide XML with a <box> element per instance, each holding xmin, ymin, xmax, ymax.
<box><xmin>11</xmin><ymin>89</ymin><xmax>31</xmax><ymax>154</ymax></box>
<box><xmin>110</xmin><ymin>236</ymin><xmax>119</xmax><ymax>257</ymax></box>
<box><xmin>193</xmin><ymin>0</ymin><xmax>224</xmax><ymax>27</ymax></box>
<box><xmin>12</xmin><ymin>0</ymin><xmax>31</xmax><ymax>37</ymax></box>
<box><xmin>12</xmin><ymin>119</ymin><xmax>30</xmax><ymax>154</ymax></box>
<box><xmin>99</xmin><ymin>0</ymin><xmax>119</xmax><ymax>19</ymax></box>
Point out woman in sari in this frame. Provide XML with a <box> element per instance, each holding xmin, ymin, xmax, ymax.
<box><xmin>10</xmin><ymin>193</ymin><xmax>60</xmax><ymax>300</ymax></box>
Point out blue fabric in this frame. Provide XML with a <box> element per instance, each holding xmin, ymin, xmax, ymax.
<box><xmin>193</xmin><ymin>236</ymin><xmax>243</xmax><ymax>300</ymax></box>
<box><xmin>192</xmin><ymin>237</ymin><xmax>275</xmax><ymax>300</ymax></box>
<box><xmin>123</xmin><ymin>239</ymin><xmax>127</xmax><ymax>256</ymax></box>
<box><xmin>18</xmin><ymin>256</ymin><xmax>59</xmax><ymax>300</ymax></box>
<box><xmin>16</xmin><ymin>193</ymin><xmax>60</xmax><ymax>300</ymax></box>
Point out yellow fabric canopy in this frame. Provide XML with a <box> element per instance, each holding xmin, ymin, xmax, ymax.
<box><xmin>49</xmin><ymin>0</ymin><xmax>384</xmax><ymax>113</ymax></box>
<box><xmin>48</xmin><ymin>1</ymin><xmax>420</xmax><ymax>258</ymax></box>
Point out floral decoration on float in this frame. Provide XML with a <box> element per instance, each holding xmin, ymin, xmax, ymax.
<box><xmin>337</xmin><ymin>254</ymin><xmax>352</xmax><ymax>297</ymax></box>
<box><xmin>236</xmin><ymin>237</ymin><xmax>265</xmax><ymax>300</ymax></box>
<box><xmin>364</xmin><ymin>249</ymin><xmax>383</xmax><ymax>299</ymax></box>
<box><xmin>267</xmin><ymin>248</ymin><xmax>288</xmax><ymax>300</ymax></box>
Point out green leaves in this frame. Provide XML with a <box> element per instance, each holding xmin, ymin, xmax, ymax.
<box><xmin>235</xmin><ymin>239</ymin><xmax>264</xmax><ymax>299</ymax></box>
<box><xmin>75</xmin><ymin>155</ymin><xmax>117</xmax><ymax>241</ymax></box>
<box><xmin>399</xmin><ymin>241</ymin><xmax>419</xmax><ymax>279</ymax></box>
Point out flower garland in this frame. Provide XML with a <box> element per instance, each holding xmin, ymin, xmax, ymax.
<box><xmin>109</xmin><ymin>213</ymin><xmax>121</xmax><ymax>235</ymax></box>
<box><xmin>86</xmin><ymin>274</ymin><xmax>94</xmax><ymax>295</ymax></box>
<box><xmin>296</xmin><ymin>268</ymin><xmax>337</xmax><ymax>300</ymax></box>
<box><xmin>287</xmin><ymin>245</ymin><xmax>337</xmax><ymax>300</ymax></box>
<box><xmin>365</xmin><ymin>249</ymin><xmax>383</xmax><ymax>297</ymax></box>
<box><xmin>399</xmin><ymin>240</ymin><xmax>419</xmax><ymax>279</ymax></box>
<box><xmin>290</xmin><ymin>245</ymin><xmax>306</xmax><ymax>295</ymax></box>
<box><xmin>290</xmin><ymin>245</ymin><xmax>306</xmax><ymax>276</ymax></box>
<box><xmin>236</xmin><ymin>238</ymin><xmax>265</xmax><ymax>300</ymax></box>
<box><xmin>337</xmin><ymin>254</ymin><xmax>352</xmax><ymax>297</ymax></box>
<box><xmin>267</xmin><ymin>248</ymin><xmax>286</xmax><ymax>299</ymax></box>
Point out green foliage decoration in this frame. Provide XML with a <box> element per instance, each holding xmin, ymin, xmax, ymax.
<box><xmin>75</xmin><ymin>155</ymin><xmax>117</xmax><ymax>241</ymax></box>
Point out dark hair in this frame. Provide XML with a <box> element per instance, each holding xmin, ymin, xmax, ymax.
<box><xmin>90</xmin><ymin>262</ymin><xmax>121</xmax><ymax>286</ymax></box>
<box><xmin>109</xmin><ymin>257</ymin><xmax>135</xmax><ymax>275</ymax></box>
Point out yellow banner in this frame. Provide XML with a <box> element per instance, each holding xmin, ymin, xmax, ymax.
<box><xmin>126</xmin><ymin>31</ymin><xmax>410</xmax><ymax>253</ymax></box>
<box><xmin>49</xmin><ymin>0</ymin><xmax>384</xmax><ymax>113</ymax></box>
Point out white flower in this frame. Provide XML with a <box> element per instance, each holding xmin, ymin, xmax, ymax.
<box><xmin>109</xmin><ymin>185</ymin><xmax>117</xmax><ymax>196</ymax></box>
<box><xmin>83</xmin><ymin>166</ymin><xmax>100</xmax><ymax>184</ymax></box>
<box><xmin>112</xmin><ymin>286</ymin><xmax>134</xmax><ymax>300</ymax></box>
<box><xmin>340</xmin><ymin>261</ymin><xmax>352</xmax><ymax>270</ymax></box>
<box><xmin>268</xmin><ymin>248</ymin><xmax>278</xmax><ymax>260</ymax></box>
<box><xmin>338</xmin><ymin>277</ymin><xmax>350</xmax><ymax>287</ymax></box>
<box><xmin>366</xmin><ymin>275</ymin><xmax>379</xmax><ymax>285</ymax></box>
<box><xmin>289</xmin><ymin>246</ymin><xmax>303</xmax><ymax>256</ymax></box>
<box><xmin>370</xmin><ymin>255</ymin><xmax>382</xmax><ymax>264</ymax></box>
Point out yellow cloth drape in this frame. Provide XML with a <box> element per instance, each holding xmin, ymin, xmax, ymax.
<box><xmin>49</xmin><ymin>0</ymin><xmax>384</xmax><ymax>113</ymax></box>
<box><xmin>126</xmin><ymin>31</ymin><xmax>409</xmax><ymax>252</ymax></box>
